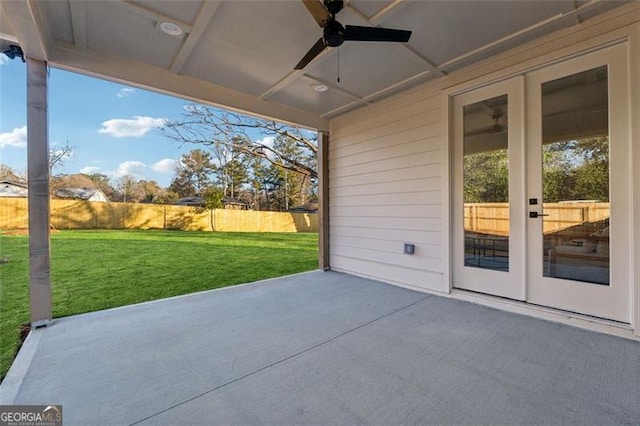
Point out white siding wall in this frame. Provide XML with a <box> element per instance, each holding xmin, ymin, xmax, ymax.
<box><xmin>329</xmin><ymin>85</ymin><xmax>446</xmax><ymax>292</ymax></box>
<box><xmin>328</xmin><ymin>3</ymin><xmax>639</xmax><ymax>296</ymax></box>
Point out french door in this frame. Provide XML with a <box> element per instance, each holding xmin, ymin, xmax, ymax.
<box><xmin>452</xmin><ymin>78</ymin><xmax>526</xmax><ymax>301</ymax></box>
<box><xmin>452</xmin><ymin>44</ymin><xmax>631</xmax><ymax>322</ymax></box>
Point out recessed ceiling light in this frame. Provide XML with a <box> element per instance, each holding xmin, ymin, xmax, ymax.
<box><xmin>159</xmin><ymin>21</ymin><xmax>183</xmax><ymax>37</ymax></box>
<box><xmin>314</xmin><ymin>84</ymin><xmax>328</xmax><ymax>93</ymax></box>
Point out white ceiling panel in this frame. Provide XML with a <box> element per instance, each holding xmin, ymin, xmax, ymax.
<box><xmin>40</xmin><ymin>1</ymin><xmax>73</xmax><ymax>44</ymax></box>
<box><xmin>385</xmin><ymin>1</ymin><xmax>573</xmax><ymax>66</ymax></box>
<box><xmin>348</xmin><ymin>1</ymin><xmax>395</xmax><ymax>19</ymax></box>
<box><xmin>269</xmin><ymin>76</ymin><xmax>361</xmax><ymax>115</ymax></box>
<box><xmin>129</xmin><ymin>0</ymin><xmax>203</xmax><ymax>25</ymax></box>
<box><xmin>86</xmin><ymin>2</ymin><xmax>184</xmax><ymax>70</ymax></box>
<box><xmin>0</xmin><ymin>7</ymin><xmax>16</xmax><ymax>40</ymax></box>
<box><xmin>307</xmin><ymin>43</ymin><xmax>426</xmax><ymax>98</ymax></box>
<box><xmin>180</xmin><ymin>1</ymin><xmax>319</xmax><ymax>96</ymax></box>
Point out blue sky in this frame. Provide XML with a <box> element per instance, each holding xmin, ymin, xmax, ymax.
<box><xmin>1</xmin><ymin>55</ymin><xmax>240</xmax><ymax>187</ymax></box>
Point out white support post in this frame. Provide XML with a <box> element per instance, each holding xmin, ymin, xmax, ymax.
<box><xmin>26</xmin><ymin>58</ymin><xmax>52</xmax><ymax>328</ymax></box>
<box><xmin>318</xmin><ymin>131</ymin><xmax>330</xmax><ymax>270</ymax></box>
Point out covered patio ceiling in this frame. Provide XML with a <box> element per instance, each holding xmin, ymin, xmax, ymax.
<box><xmin>0</xmin><ymin>0</ymin><xmax>629</xmax><ymax>130</ymax></box>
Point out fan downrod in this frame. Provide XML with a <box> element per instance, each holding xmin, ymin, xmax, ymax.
<box><xmin>324</xmin><ymin>0</ymin><xmax>344</xmax><ymax>16</ymax></box>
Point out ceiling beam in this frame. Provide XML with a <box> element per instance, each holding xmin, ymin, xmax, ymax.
<box><xmin>345</xmin><ymin>2</ymin><xmax>444</xmax><ymax>77</ymax></box>
<box><xmin>48</xmin><ymin>42</ymin><xmax>329</xmax><ymax>131</ymax></box>
<box><xmin>260</xmin><ymin>70</ymin><xmax>305</xmax><ymax>100</ymax></box>
<box><xmin>322</xmin><ymin>70</ymin><xmax>432</xmax><ymax>118</ymax></box>
<box><xmin>369</xmin><ymin>0</ymin><xmax>410</xmax><ymax>26</ymax></box>
<box><xmin>301</xmin><ymin>74</ymin><xmax>367</xmax><ymax>102</ymax></box>
<box><xmin>69</xmin><ymin>0</ymin><xmax>88</xmax><ymax>48</ymax></box>
<box><xmin>0</xmin><ymin>31</ymin><xmax>19</xmax><ymax>44</ymax></box>
<box><xmin>0</xmin><ymin>0</ymin><xmax>49</xmax><ymax>60</ymax></box>
<box><xmin>561</xmin><ymin>0</ymin><xmax>581</xmax><ymax>27</ymax></box>
<box><xmin>170</xmin><ymin>0</ymin><xmax>222</xmax><ymax>74</ymax></box>
<box><xmin>259</xmin><ymin>48</ymin><xmax>334</xmax><ymax>100</ymax></box>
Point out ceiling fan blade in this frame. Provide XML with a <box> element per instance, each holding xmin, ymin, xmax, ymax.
<box><xmin>343</xmin><ymin>25</ymin><xmax>412</xmax><ymax>43</ymax></box>
<box><xmin>294</xmin><ymin>38</ymin><xmax>327</xmax><ymax>70</ymax></box>
<box><xmin>301</xmin><ymin>0</ymin><xmax>331</xmax><ymax>27</ymax></box>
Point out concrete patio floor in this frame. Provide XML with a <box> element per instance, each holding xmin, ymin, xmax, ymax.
<box><xmin>1</xmin><ymin>270</ymin><xmax>639</xmax><ymax>424</ymax></box>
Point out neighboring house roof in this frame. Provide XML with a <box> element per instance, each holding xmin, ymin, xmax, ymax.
<box><xmin>0</xmin><ymin>180</ymin><xmax>29</xmax><ymax>197</ymax></box>
<box><xmin>289</xmin><ymin>201</ymin><xmax>318</xmax><ymax>213</ymax></box>
<box><xmin>55</xmin><ymin>187</ymin><xmax>109</xmax><ymax>202</ymax></box>
<box><xmin>173</xmin><ymin>196</ymin><xmax>250</xmax><ymax>208</ymax></box>
<box><xmin>173</xmin><ymin>196</ymin><xmax>205</xmax><ymax>207</ymax></box>
<box><xmin>222</xmin><ymin>197</ymin><xmax>249</xmax><ymax>207</ymax></box>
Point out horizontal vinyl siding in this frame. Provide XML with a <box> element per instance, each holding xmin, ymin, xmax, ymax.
<box><xmin>329</xmin><ymin>87</ymin><xmax>446</xmax><ymax>292</ymax></box>
<box><xmin>331</xmin><ymin>256</ymin><xmax>443</xmax><ymax>292</ymax></box>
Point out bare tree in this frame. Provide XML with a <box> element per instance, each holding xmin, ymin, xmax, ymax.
<box><xmin>0</xmin><ymin>164</ymin><xmax>26</xmax><ymax>182</ymax></box>
<box><xmin>117</xmin><ymin>174</ymin><xmax>141</xmax><ymax>203</ymax></box>
<box><xmin>160</xmin><ymin>105</ymin><xmax>318</xmax><ymax>179</ymax></box>
<box><xmin>49</xmin><ymin>140</ymin><xmax>75</xmax><ymax>176</ymax></box>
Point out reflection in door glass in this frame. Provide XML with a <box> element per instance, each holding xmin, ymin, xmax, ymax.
<box><xmin>542</xmin><ymin>66</ymin><xmax>610</xmax><ymax>286</ymax></box>
<box><xmin>463</xmin><ymin>95</ymin><xmax>509</xmax><ymax>271</ymax></box>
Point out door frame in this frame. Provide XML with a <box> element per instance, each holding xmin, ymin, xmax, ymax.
<box><xmin>451</xmin><ymin>77</ymin><xmax>526</xmax><ymax>301</ymax></box>
<box><xmin>449</xmin><ymin>42</ymin><xmax>632</xmax><ymax>323</ymax></box>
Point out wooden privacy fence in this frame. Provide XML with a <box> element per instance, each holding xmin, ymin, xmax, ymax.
<box><xmin>464</xmin><ymin>202</ymin><xmax>610</xmax><ymax>236</ymax></box>
<box><xmin>0</xmin><ymin>198</ymin><xmax>318</xmax><ymax>233</ymax></box>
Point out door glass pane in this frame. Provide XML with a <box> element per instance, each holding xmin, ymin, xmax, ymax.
<box><xmin>463</xmin><ymin>95</ymin><xmax>509</xmax><ymax>271</ymax></box>
<box><xmin>542</xmin><ymin>66</ymin><xmax>610</xmax><ymax>286</ymax></box>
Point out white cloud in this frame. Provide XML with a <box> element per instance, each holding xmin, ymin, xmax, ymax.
<box><xmin>98</xmin><ymin>116</ymin><xmax>166</xmax><ymax>138</ymax></box>
<box><xmin>151</xmin><ymin>158</ymin><xmax>177</xmax><ymax>173</ymax></box>
<box><xmin>115</xmin><ymin>160</ymin><xmax>146</xmax><ymax>177</ymax></box>
<box><xmin>256</xmin><ymin>136</ymin><xmax>275</xmax><ymax>148</ymax></box>
<box><xmin>0</xmin><ymin>126</ymin><xmax>27</xmax><ymax>148</ymax></box>
<box><xmin>0</xmin><ymin>54</ymin><xmax>9</xmax><ymax>66</ymax></box>
<box><xmin>79</xmin><ymin>166</ymin><xmax>103</xmax><ymax>175</ymax></box>
<box><xmin>116</xmin><ymin>88</ymin><xmax>136</xmax><ymax>99</ymax></box>
<box><xmin>80</xmin><ymin>161</ymin><xmax>149</xmax><ymax>179</ymax></box>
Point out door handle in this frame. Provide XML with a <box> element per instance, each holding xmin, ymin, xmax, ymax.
<box><xmin>529</xmin><ymin>212</ymin><xmax>550</xmax><ymax>218</ymax></box>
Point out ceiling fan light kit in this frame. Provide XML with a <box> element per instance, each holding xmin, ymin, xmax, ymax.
<box><xmin>295</xmin><ymin>0</ymin><xmax>412</xmax><ymax>70</ymax></box>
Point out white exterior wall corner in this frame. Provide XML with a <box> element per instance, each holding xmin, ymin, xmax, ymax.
<box><xmin>630</xmin><ymin>22</ymin><xmax>640</xmax><ymax>336</ymax></box>
<box><xmin>328</xmin><ymin>3</ymin><xmax>640</xmax><ymax>310</ymax></box>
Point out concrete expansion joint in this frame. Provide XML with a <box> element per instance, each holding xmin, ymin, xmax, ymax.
<box><xmin>129</xmin><ymin>295</ymin><xmax>431</xmax><ymax>425</ymax></box>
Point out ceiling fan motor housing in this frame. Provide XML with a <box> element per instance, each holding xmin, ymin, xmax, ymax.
<box><xmin>324</xmin><ymin>20</ymin><xmax>345</xmax><ymax>47</ymax></box>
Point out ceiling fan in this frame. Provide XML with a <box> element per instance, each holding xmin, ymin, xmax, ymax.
<box><xmin>465</xmin><ymin>111</ymin><xmax>508</xmax><ymax>137</ymax></box>
<box><xmin>294</xmin><ymin>0</ymin><xmax>412</xmax><ymax>70</ymax></box>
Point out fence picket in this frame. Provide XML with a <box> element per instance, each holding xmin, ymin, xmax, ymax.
<box><xmin>0</xmin><ymin>198</ymin><xmax>318</xmax><ymax>233</ymax></box>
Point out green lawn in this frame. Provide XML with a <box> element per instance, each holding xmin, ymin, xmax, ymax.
<box><xmin>0</xmin><ymin>230</ymin><xmax>318</xmax><ymax>381</ymax></box>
